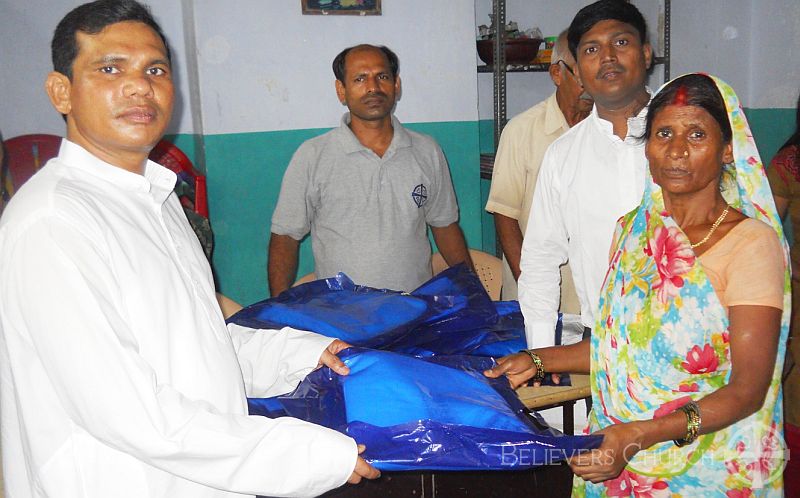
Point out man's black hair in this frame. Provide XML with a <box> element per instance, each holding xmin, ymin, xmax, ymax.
<box><xmin>52</xmin><ymin>0</ymin><xmax>170</xmax><ymax>79</ymax></box>
<box><xmin>332</xmin><ymin>44</ymin><xmax>399</xmax><ymax>83</ymax></box>
<box><xmin>644</xmin><ymin>74</ymin><xmax>732</xmax><ymax>144</ymax></box>
<box><xmin>567</xmin><ymin>0</ymin><xmax>648</xmax><ymax>58</ymax></box>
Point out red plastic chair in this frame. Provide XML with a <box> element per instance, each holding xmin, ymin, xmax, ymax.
<box><xmin>148</xmin><ymin>140</ymin><xmax>208</xmax><ymax>218</ymax></box>
<box><xmin>3</xmin><ymin>134</ymin><xmax>62</xmax><ymax>196</ymax></box>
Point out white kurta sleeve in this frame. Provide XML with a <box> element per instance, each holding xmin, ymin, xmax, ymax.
<box><xmin>228</xmin><ymin>323</ymin><xmax>335</xmax><ymax>398</ymax></box>
<box><xmin>0</xmin><ymin>215</ymin><xmax>357</xmax><ymax>498</ymax></box>
<box><xmin>517</xmin><ymin>146</ymin><xmax>569</xmax><ymax>349</ymax></box>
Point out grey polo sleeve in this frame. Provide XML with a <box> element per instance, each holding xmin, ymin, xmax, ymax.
<box><xmin>424</xmin><ymin>142</ymin><xmax>459</xmax><ymax>227</ymax></box>
<box><xmin>271</xmin><ymin>143</ymin><xmax>315</xmax><ymax>240</ymax></box>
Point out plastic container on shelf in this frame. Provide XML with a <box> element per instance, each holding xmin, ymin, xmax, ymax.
<box><xmin>533</xmin><ymin>35</ymin><xmax>557</xmax><ymax>64</ymax></box>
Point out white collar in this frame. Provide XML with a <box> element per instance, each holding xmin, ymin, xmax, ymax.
<box><xmin>589</xmin><ymin>87</ymin><xmax>652</xmax><ymax>143</ymax></box>
<box><xmin>58</xmin><ymin>139</ymin><xmax>177</xmax><ymax>205</ymax></box>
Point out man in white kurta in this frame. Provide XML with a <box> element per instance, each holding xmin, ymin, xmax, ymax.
<box><xmin>0</xmin><ymin>141</ymin><xmax>358</xmax><ymax>498</ymax></box>
<box><xmin>517</xmin><ymin>5</ymin><xmax>653</xmax><ymax>350</ymax></box>
<box><xmin>0</xmin><ymin>2</ymin><xmax>375</xmax><ymax>497</ymax></box>
<box><xmin>518</xmin><ymin>106</ymin><xmax>648</xmax><ymax>349</ymax></box>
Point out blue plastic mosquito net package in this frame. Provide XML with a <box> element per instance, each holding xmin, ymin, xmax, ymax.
<box><xmin>248</xmin><ymin>348</ymin><xmax>602</xmax><ymax>471</ymax></box>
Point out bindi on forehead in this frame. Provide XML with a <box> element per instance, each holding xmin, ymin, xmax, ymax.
<box><xmin>671</xmin><ymin>85</ymin><xmax>689</xmax><ymax>106</ymax></box>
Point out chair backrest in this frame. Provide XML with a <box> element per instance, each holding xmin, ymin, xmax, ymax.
<box><xmin>291</xmin><ymin>249</ymin><xmax>504</xmax><ymax>299</ymax></box>
<box><xmin>148</xmin><ymin>140</ymin><xmax>208</xmax><ymax>218</ymax></box>
<box><xmin>431</xmin><ymin>249</ymin><xmax>503</xmax><ymax>300</ymax></box>
<box><xmin>215</xmin><ymin>292</ymin><xmax>243</xmax><ymax>319</ymax></box>
<box><xmin>292</xmin><ymin>272</ymin><xmax>316</xmax><ymax>287</ymax></box>
<box><xmin>3</xmin><ymin>134</ymin><xmax>62</xmax><ymax>195</ymax></box>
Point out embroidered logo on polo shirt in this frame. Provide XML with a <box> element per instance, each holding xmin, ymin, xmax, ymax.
<box><xmin>411</xmin><ymin>184</ymin><xmax>427</xmax><ymax>208</ymax></box>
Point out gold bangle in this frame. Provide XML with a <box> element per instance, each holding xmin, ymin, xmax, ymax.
<box><xmin>674</xmin><ymin>400</ymin><xmax>701</xmax><ymax>447</ymax></box>
<box><xmin>519</xmin><ymin>349</ymin><xmax>545</xmax><ymax>383</ymax></box>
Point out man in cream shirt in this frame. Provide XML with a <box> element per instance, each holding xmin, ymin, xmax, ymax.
<box><xmin>486</xmin><ymin>31</ymin><xmax>592</xmax><ymax>305</ymax></box>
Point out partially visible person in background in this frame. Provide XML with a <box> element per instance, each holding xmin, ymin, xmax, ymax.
<box><xmin>485</xmin><ymin>28</ymin><xmax>593</xmax><ymax>432</ymax></box>
<box><xmin>765</xmin><ymin>89</ymin><xmax>800</xmax><ymax>497</ymax></box>
<box><xmin>0</xmin><ymin>131</ymin><xmax>7</xmax><ymax>215</ymax></box>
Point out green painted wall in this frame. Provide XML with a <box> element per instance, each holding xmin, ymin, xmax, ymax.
<box><xmin>478</xmin><ymin>119</ymin><xmax>498</xmax><ymax>256</ymax></box>
<box><xmin>479</xmin><ymin>119</ymin><xmax>495</xmax><ymax>155</ymax></box>
<box><xmin>744</xmin><ymin>108</ymin><xmax>795</xmax><ymax>166</ymax></box>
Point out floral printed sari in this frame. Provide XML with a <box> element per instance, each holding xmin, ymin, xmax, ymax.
<box><xmin>573</xmin><ymin>75</ymin><xmax>791</xmax><ymax>497</ymax></box>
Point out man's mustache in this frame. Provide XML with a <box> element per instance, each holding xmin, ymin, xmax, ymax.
<box><xmin>361</xmin><ymin>92</ymin><xmax>387</xmax><ymax>102</ymax></box>
<box><xmin>596</xmin><ymin>63</ymin><xmax>625</xmax><ymax>80</ymax></box>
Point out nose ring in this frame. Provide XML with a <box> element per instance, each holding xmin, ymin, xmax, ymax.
<box><xmin>683</xmin><ymin>150</ymin><xmax>689</xmax><ymax>157</ymax></box>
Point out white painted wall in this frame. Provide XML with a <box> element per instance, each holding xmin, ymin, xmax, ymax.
<box><xmin>0</xmin><ymin>1</ymin><xmax>65</xmax><ymax>138</ymax></box>
<box><xmin>192</xmin><ymin>0</ymin><xmax>479</xmax><ymax>134</ymax></box>
<box><xmin>669</xmin><ymin>0</ymin><xmax>754</xmax><ymax>103</ymax></box>
<box><xmin>667</xmin><ymin>0</ymin><xmax>800</xmax><ymax>107</ymax></box>
<box><xmin>745</xmin><ymin>0</ymin><xmax>800</xmax><ymax>108</ymax></box>
<box><xmin>475</xmin><ymin>0</ymin><xmax>800</xmax><ymax>122</ymax></box>
<box><xmin>0</xmin><ymin>0</ymin><xmax>195</xmax><ymax>139</ymax></box>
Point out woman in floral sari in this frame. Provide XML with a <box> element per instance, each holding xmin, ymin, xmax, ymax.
<box><xmin>486</xmin><ymin>74</ymin><xmax>790</xmax><ymax>497</ymax></box>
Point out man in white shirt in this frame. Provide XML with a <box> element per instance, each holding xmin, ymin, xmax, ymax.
<box><xmin>485</xmin><ymin>30</ymin><xmax>592</xmax><ymax>303</ymax></box>
<box><xmin>0</xmin><ymin>1</ymin><xmax>378</xmax><ymax>497</ymax></box>
<box><xmin>518</xmin><ymin>0</ymin><xmax>652</xmax><ymax>350</ymax></box>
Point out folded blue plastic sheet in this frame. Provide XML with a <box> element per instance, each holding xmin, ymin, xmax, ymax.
<box><xmin>248</xmin><ymin>349</ymin><xmax>602</xmax><ymax>471</ymax></box>
<box><xmin>229</xmin><ymin>265</ymin><xmax>524</xmax><ymax>355</ymax></box>
<box><xmin>405</xmin><ymin>264</ymin><xmax>498</xmax><ymax>336</ymax></box>
<box><xmin>230</xmin><ymin>273</ymin><xmax>429</xmax><ymax>348</ymax></box>
<box><xmin>389</xmin><ymin>299</ymin><xmax>528</xmax><ymax>358</ymax></box>
<box><xmin>471</xmin><ymin>301</ymin><xmax>527</xmax><ymax>356</ymax></box>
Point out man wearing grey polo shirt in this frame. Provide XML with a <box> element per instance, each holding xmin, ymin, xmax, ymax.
<box><xmin>269</xmin><ymin>44</ymin><xmax>472</xmax><ymax>296</ymax></box>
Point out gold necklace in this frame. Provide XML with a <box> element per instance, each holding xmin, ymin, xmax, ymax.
<box><xmin>690</xmin><ymin>205</ymin><xmax>730</xmax><ymax>249</ymax></box>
